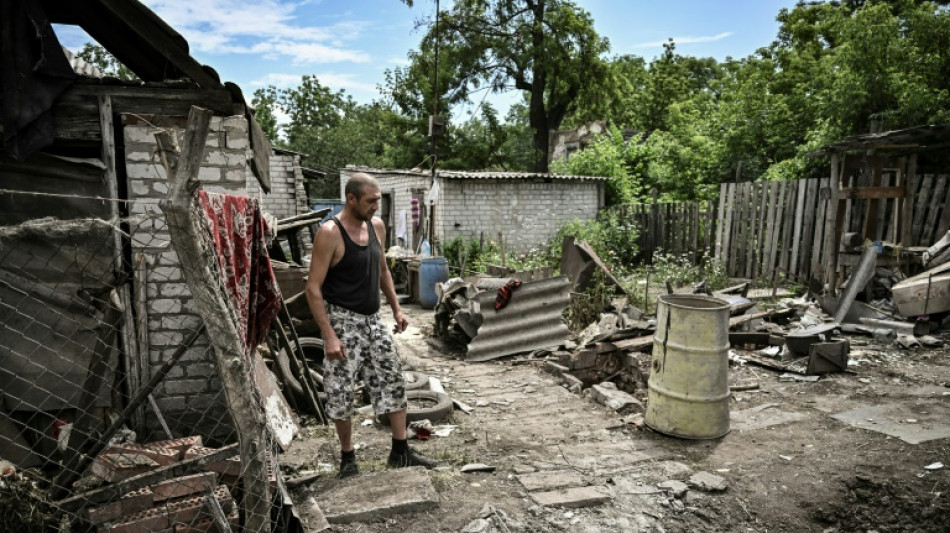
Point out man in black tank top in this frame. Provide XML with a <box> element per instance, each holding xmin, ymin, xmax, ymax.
<box><xmin>306</xmin><ymin>173</ymin><xmax>436</xmax><ymax>478</ymax></box>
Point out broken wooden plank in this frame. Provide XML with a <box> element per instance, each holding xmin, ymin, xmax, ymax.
<box><xmin>839</xmin><ymin>186</ymin><xmax>904</xmax><ymax>200</ymax></box>
<box><xmin>205</xmin><ymin>486</ymin><xmax>234</xmax><ymax>533</ymax></box>
<box><xmin>833</xmin><ymin>245</ymin><xmax>878</xmax><ymax>324</ymax></box>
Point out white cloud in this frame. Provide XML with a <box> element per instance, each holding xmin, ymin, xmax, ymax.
<box><xmin>141</xmin><ymin>0</ymin><xmax>372</xmax><ymax>64</ymax></box>
<box><xmin>311</xmin><ymin>73</ymin><xmax>378</xmax><ymax>94</ymax></box>
<box><xmin>250</xmin><ymin>72</ymin><xmax>377</xmax><ymax>95</ymax></box>
<box><xmin>250</xmin><ymin>73</ymin><xmax>305</xmax><ymax>88</ymax></box>
<box><xmin>634</xmin><ymin>32</ymin><xmax>733</xmax><ymax>49</ymax></box>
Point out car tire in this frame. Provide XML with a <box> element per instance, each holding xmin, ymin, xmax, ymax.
<box><xmin>377</xmin><ymin>390</ymin><xmax>453</xmax><ymax>426</ymax></box>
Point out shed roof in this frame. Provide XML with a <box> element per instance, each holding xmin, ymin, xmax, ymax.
<box><xmin>343</xmin><ymin>167</ymin><xmax>609</xmax><ymax>181</ymax></box>
<box><xmin>815</xmin><ymin>124</ymin><xmax>950</xmax><ymax>155</ymax></box>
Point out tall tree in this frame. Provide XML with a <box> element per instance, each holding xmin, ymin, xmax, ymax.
<box><xmin>399</xmin><ymin>0</ymin><xmax>610</xmax><ymax>172</ymax></box>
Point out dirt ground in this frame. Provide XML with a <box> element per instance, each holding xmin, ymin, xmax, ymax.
<box><xmin>281</xmin><ymin>304</ymin><xmax>950</xmax><ymax>532</ymax></box>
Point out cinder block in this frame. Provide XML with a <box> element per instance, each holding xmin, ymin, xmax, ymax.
<box><xmin>184</xmin><ymin>446</ymin><xmax>242</xmax><ymax>477</ymax></box>
<box><xmin>164</xmin><ymin>485</ymin><xmax>234</xmax><ymax>525</ymax></box>
<box><xmin>151</xmin><ymin>472</ymin><xmax>217</xmax><ymax>502</ymax></box>
<box><xmin>86</xmin><ymin>487</ymin><xmax>154</xmax><ymax>525</ymax></box>
<box><xmin>90</xmin><ymin>452</ymin><xmax>159</xmax><ymax>483</ymax></box>
<box><xmin>99</xmin><ymin>505</ymin><xmax>170</xmax><ymax>533</ymax></box>
<box><xmin>173</xmin><ymin>507</ymin><xmax>239</xmax><ymax>533</ymax></box>
<box><xmin>146</xmin><ymin>435</ymin><xmax>203</xmax><ymax>459</ymax></box>
<box><xmin>107</xmin><ymin>443</ymin><xmax>178</xmax><ymax>466</ymax></box>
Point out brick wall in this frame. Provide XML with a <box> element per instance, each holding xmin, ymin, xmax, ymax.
<box><xmin>247</xmin><ymin>152</ymin><xmax>312</xmax><ymax>257</ymax></box>
<box><xmin>438</xmin><ymin>178</ymin><xmax>602</xmax><ymax>253</ymax></box>
<box><xmin>339</xmin><ymin>169</ymin><xmax>604</xmax><ymax>253</ymax></box>
<box><xmin>245</xmin><ymin>152</ymin><xmax>308</xmax><ymax>220</ymax></box>
<box><xmin>124</xmin><ymin>114</ymin><xmax>251</xmax><ymax>443</ymax></box>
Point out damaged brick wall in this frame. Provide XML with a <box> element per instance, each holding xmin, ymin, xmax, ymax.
<box><xmin>124</xmin><ymin>115</ymin><xmax>251</xmax><ymax>443</ymax></box>
<box><xmin>245</xmin><ymin>152</ymin><xmax>308</xmax><ymax>221</ymax></box>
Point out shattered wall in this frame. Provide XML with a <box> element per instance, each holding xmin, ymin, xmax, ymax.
<box><xmin>440</xmin><ymin>178</ymin><xmax>601</xmax><ymax>253</ymax></box>
<box><xmin>124</xmin><ymin>115</ymin><xmax>250</xmax><ymax>442</ymax></box>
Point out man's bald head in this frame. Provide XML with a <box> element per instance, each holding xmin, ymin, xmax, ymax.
<box><xmin>345</xmin><ymin>173</ymin><xmax>379</xmax><ymax>200</ymax></box>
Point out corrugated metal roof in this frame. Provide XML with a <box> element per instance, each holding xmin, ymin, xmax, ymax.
<box><xmin>343</xmin><ymin>166</ymin><xmax>608</xmax><ymax>181</ymax></box>
<box><xmin>466</xmin><ymin>276</ymin><xmax>572</xmax><ymax>362</ymax></box>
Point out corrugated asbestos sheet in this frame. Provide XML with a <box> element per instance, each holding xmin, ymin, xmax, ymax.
<box><xmin>466</xmin><ymin>276</ymin><xmax>571</xmax><ymax>362</ymax></box>
<box><xmin>345</xmin><ymin>167</ymin><xmax>608</xmax><ymax>182</ymax></box>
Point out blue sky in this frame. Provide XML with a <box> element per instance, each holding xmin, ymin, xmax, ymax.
<box><xmin>55</xmin><ymin>0</ymin><xmax>800</xmax><ymax>116</ymax></box>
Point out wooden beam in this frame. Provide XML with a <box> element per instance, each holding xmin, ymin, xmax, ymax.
<box><xmin>95</xmin><ymin>0</ymin><xmax>222</xmax><ymax>88</ymax></box>
<box><xmin>156</xmin><ymin>106</ymin><xmax>270</xmax><ymax>532</ymax></box>
<box><xmin>822</xmin><ymin>157</ymin><xmax>842</xmax><ymax>293</ymax></box>
<box><xmin>99</xmin><ymin>94</ymin><xmax>144</xmax><ymax>435</ymax></box>
<box><xmin>837</xmin><ymin>186</ymin><xmax>905</xmax><ymax>200</ymax></box>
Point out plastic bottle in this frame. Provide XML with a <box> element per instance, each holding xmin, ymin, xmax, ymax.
<box><xmin>419</xmin><ymin>238</ymin><xmax>431</xmax><ymax>257</ymax></box>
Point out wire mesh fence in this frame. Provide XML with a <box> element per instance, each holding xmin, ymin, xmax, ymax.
<box><xmin>0</xmin><ymin>191</ymin><xmax>295</xmax><ymax>532</ymax></box>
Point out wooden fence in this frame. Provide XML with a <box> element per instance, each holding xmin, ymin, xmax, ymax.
<box><xmin>714</xmin><ymin>174</ymin><xmax>950</xmax><ymax>281</ymax></box>
<box><xmin>604</xmin><ymin>173</ymin><xmax>948</xmax><ymax>281</ymax></box>
<box><xmin>604</xmin><ymin>200</ymin><xmax>716</xmax><ymax>264</ymax></box>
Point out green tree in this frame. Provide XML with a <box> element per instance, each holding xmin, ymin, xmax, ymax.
<box><xmin>250</xmin><ymin>88</ymin><xmax>280</xmax><ymax>145</ymax></box>
<box><xmin>399</xmin><ymin>0</ymin><xmax>611</xmax><ymax>172</ymax></box>
<box><xmin>76</xmin><ymin>43</ymin><xmax>137</xmax><ymax>81</ymax></box>
<box><xmin>550</xmin><ymin>127</ymin><xmax>638</xmax><ymax>205</ymax></box>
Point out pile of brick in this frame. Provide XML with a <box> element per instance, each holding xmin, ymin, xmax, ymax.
<box><xmin>83</xmin><ymin>436</ymin><xmax>273</xmax><ymax>532</ymax></box>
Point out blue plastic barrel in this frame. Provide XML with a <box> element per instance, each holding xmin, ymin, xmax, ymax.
<box><xmin>418</xmin><ymin>257</ymin><xmax>449</xmax><ymax>309</ymax></box>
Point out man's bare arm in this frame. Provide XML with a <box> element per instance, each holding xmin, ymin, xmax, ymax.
<box><xmin>305</xmin><ymin>222</ymin><xmax>346</xmax><ymax>359</ymax></box>
<box><xmin>374</xmin><ymin>218</ymin><xmax>408</xmax><ymax>333</ymax></box>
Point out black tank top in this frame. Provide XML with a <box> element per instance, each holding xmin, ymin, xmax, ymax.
<box><xmin>321</xmin><ymin>217</ymin><xmax>381</xmax><ymax>315</ymax></box>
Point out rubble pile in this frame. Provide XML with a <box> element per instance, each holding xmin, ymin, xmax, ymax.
<box><xmin>62</xmin><ymin>436</ymin><xmax>272</xmax><ymax>532</ymax></box>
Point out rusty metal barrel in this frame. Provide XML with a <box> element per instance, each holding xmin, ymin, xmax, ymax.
<box><xmin>645</xmin><ymin>294</ymin><xmax>731</xmax><ymax>439</ymax></box>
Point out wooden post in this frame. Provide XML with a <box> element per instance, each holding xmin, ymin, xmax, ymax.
<box><xmin>650</xmin><ymin>188</ymin><xmax>659</xmax><ymax>260</ymax></box>
<box><xmin>99</xmin><ymin>95</ymin><xmax>143</xmax><ymax>432</ymax></box>
<box><xmin>900</xmin><ymin>154</ymin><xmax>917</xmax><ymax>248</ymax></box>
<box><xmin>823</xmin><ymin>155</ymin><xmax>843</xmax><ymax>293</ymax></box>
<box><xmin>156</xmin><ymin>106</ymin><xmax>270</xmax><ymax>533</ymax></box>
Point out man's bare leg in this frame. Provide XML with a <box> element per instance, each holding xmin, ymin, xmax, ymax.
<box><xmin>335</xmin><ymin>418</ymin><xmax>359</xmax><ymax>478</ymax></box>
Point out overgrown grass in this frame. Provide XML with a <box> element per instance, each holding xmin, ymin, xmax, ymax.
<box><xmin>622</xmin><ymin>250</ymin><xmax>729</xmax><ymax>312</ymax></box>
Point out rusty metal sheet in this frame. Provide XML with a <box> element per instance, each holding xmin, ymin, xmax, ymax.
<box><xmin>465</xmin><ymin>276</ymin><xmax>571</xmax><ymax>362</ymax></box>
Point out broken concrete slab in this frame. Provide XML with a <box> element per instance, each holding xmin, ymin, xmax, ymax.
<box><xmin>516</xmin><ymin>470</ymin><xmax>586</xmax><ymax>492</ymax></box>
<box><xmin>657</xmin><ymin>480</ymin><xmax>689</xmax><ymax>498</ymax></box>
<box><xmin>589</xmin><ymin>382</ymin><xmax>643</xmax><ymax>412</ymax></box>
<box><xmin>529</xmin><ymin>486</ymin><xmax>611</xmax><ymax>508</ymax></box>
<box><xmin>317</xmin><ymin>466</ymin><xmax>440</xmax><ymax>523</ymax></box>
<box><xmin>687</xmin><ymin>471</ymin><xmax>728</xmax><ymax>492</ymax></box>
<box><xmin>731</xmin><ymin>404</ymin><xmax>809</xmax><ymax>432</ymax></box>
<box><xmin>830</xmin><ymin>400</ymin><xmax>950</xmax><ymax>444</ymax></box>
<box><xmin>296</xmin><ymin>495</ymin><xmax>332</xmax><ymax>532</ymax></box>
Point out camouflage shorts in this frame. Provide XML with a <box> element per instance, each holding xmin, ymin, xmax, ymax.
<box><xmin>323</xmin><ymin>303</ymin><xmax>407</xmax><ymax>420</ymax></box>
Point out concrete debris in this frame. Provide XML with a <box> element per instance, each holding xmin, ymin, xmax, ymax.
<box><xmin>687</xmin><ymin>472</ymin><xmax>728</xmax><ymax>492</ymax></box>
<box><xmin>588</xmin><ymin>382</ymin><xmax>643</xmax><ymax>413</ymax></box>
<box><xmin>657</xmin><ymin>480</ymin><xmax>689</xmax><ymax>498</ymax></box>
<box><xmin>924</xmin><ymin>462</ymin><xmax>944</xmax><ymax>470</ymax></box>
<box><xmin>460</xmin><ymin>463</ymin><xmax>496</xmax><ymax>473</ymax></box>
<box><xmin>529</xmin><ymin>486</ymin><xmax>612</xmax><ymax>508</ymax></box>
<box><xmin>318</xmin><ymin>466</ymin><xmax>439</xmax><ymax>524</ymax></box>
